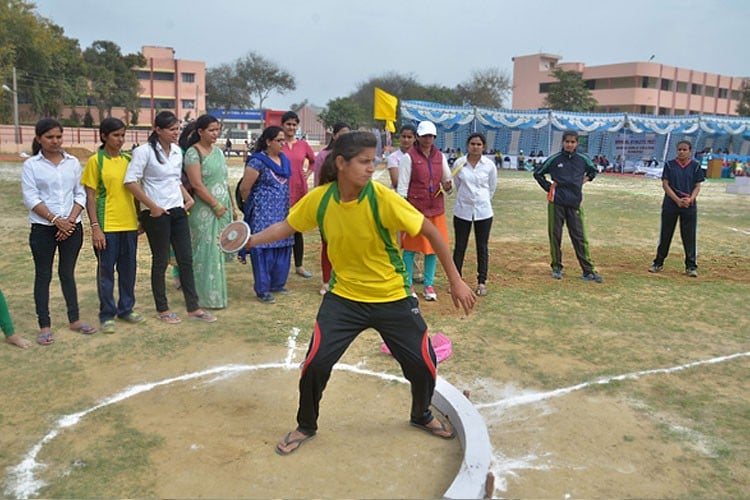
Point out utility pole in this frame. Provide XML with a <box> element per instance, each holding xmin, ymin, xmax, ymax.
<box><xmin>2</xmin><ymin>67</ymin><xmax>20</xmax><ymax>144</ymax></box>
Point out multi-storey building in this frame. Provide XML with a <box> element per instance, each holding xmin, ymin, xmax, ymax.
<box><xmin>134</xmin><ymin>46</ymin><xmax>206</xmax><ymax>126</ymax></box>
<box><xmin>512</xmin><ymin>53</ymin><xmax>746</xmax><ymax>116</ymax></box>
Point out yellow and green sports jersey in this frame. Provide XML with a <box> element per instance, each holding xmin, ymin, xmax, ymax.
<box><xmin>288</xmin><ymin>181</ymin><xmax>424</xmax><ymax>303</ymax></box>
<box><xmin>81</xmin><ymin>151</ymin><xmax>138</xmax><ymax>231</ymax></box>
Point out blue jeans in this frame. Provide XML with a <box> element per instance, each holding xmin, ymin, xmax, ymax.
<box><xmin>29</xmin><ymin>223</ymin><xmax>83</xmax><ymax>328</ymax></box>
<box><xmin>95</xmin><ymin>231</ymin><xmax>138</xmax><ymax>322</ymax></box>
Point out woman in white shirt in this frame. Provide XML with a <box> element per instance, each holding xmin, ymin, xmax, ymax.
<box><xmin>22</xmin><ymin>118</ymin><xmax>96</xmax><ymax>345</ymax></box>
<box><xmin>124</xmin><ymin>111</ymin><xmax>216</xmax><ymax>324</ymax></box>
<box><xmin>451</xmin><ymin>133</ymin><xmax>497</xmax><ymax>296</ymax></box>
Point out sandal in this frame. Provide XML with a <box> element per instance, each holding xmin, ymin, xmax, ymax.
<box><xmin>188</xmin><ymin>311</ymin><xmax>217</xmax><ymax>323</ymax></box>
<box><xmin>156</xmin><ymin>312</ymin><xmax>182</xmax><ymax>324</ymax></box>
<box><xmin>275</xmin><ymin>431</ymin><xmax>316</xmax><ymax>456</ymax></box>
<box><xmin>70</xmin><ymin>322</ymin><xmax>97</xmax><ymax>335</ymax></box>
<box><xmin>410</xmin><ymin>418</ymin><xmax>456</xmax><ymax>440</ymax></box>
<box><xmin>295</xmin><ymin>267</ymin><xmax>313</xmax><ymax>278</ymax></box>
<box><xmin>36</xmin><ymin>332</ymin><xmax>55</xmax><ymax>346</ymax></box>
<box><xmin>476</xmin><ymin>284</ymin><xmax>487</xmax><ymax>296</ymax></box>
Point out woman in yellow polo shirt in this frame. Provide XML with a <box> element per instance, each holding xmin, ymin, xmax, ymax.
<box><xmin>245</xmin><ymin>131</ymin><xmax>476</xmax><ymax>455</ymax></box>
<box><xmin>82</xmin><ymin>118</ymin><xmax>146</xmax><ymax>334</ymax></box>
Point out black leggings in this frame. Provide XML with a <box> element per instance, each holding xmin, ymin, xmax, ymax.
<box><xmin>452</xmin><ymin>216</ymin><xmax>493</xmax><ymax>285</ymax></box>
<box><xmin>29</xmin><ymin>223</ymin><xmax>83</xmax><ymax>328</ymax></box>
<box><xmin>293</xmin><ymin>231</ymin><xmax>304</xmax><ymax>268</ymax></box>
<box><xmin>139</xmin><ymin>208</ymin><xmax>199</xmax><ymax>313</ymax></box>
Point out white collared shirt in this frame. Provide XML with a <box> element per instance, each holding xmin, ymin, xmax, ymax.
<box><xmin>124</xmin><ymin>142</ymin><xmax>184</xmax><ymax>209</ymax></box>
<box><xmin>22</xmin><ymin>151</ymin><xmax>86</xmax><ymax>225</ymax></box>
<box><xmin>451</xmin><ymin>155</ymin><xmax>497</xmax><ymax>221</ymax></box>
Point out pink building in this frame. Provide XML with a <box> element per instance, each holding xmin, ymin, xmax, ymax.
<box><xmin>512</xmin><ymin>53</ymin><xmax>746</xmax><ymax>116</ymax></box>
<box><xmin>135</xmin><ymin>46</ymin><xmax>206</xmax><ymax>125</ymax></box>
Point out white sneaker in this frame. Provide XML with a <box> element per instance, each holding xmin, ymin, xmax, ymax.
<box><xmin>423</xmin><ymin>286</ymin><xmax>437</xmax><ymax>301</ymax></box>
<box><xmin>410</xmin><ymin>285</ymin><xmax>418</xmax><ymax>299</ymax></box>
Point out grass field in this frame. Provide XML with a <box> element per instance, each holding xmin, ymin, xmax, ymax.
<box><xmin>0</xmin><ymin>165</ymin><xmax>748</xmax><ymax>498</ymax></box>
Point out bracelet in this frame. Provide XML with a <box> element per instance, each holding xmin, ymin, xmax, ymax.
<box><xmin>51</xmin><ymin>215</ymin><xmax>59</xmax><ymax>224</ymax></box>
<box><xmin>212</xmin><ymin>202</ymin><xmax>224</xmax><ymax>213</ymax></box>
<box><xmin>91</xmin><ymin>222</ymin><xmax>100</xmax><ymax>228</ymax></box>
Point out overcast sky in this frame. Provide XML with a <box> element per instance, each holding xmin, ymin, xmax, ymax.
<box><xmin>33</xmin><ymin>0</ymin><xmax>750</xmax><ymax>110</ymax></box>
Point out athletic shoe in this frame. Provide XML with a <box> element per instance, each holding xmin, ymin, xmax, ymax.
<box><xmin>686</xmin><ymin>268</ymin><xmax>698</xmax><ymax>278</ymax></box>
<box><xmin>423</xmin><ymin>286</ymin><xmax>437</xmax><ymax>301</ymax></box>
<box><xmin>648</xmin><ymin>264</ymin><xmax>663</xmax><ymax>273</ymax></box>
<box><xmin>582</xmin><ymin>272</ymin><xmax>604</xmax><ymax>283</ymax></box>
<box><xmin>101</xmin><ymin>319</ymin><xmax>116</xmax><ymax>334</ymax></box>
<box><xmin>551</xmin><ymin>269</ymin><xmax>563</xmax><ymax>280</ymax></box>
<box><xmin>410</xmin><ymin>285</ymin><xmax>418</xmax><ymax>299</ymax></box>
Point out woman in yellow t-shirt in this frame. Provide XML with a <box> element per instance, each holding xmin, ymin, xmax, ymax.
<box><xmin>82</xmin><ymin>118</ymin><xmax>146</xmax><ymax>334</ymax></box>
<box><xmin>245</xmin><ymin>131</ymin><xmax>476</xmax><ymax>455</ymax></box>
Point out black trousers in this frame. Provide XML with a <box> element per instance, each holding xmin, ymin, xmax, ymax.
<box><xmin>293</xmin><ymin>232</ymin><xmax>304</xmax><ymax>268</ymax></box>
<box><xmin>139</xmin><ymin>207</ymin><xmax>199</xmax><ymax>313</ymax></box>
<box><xmin>548</xmin><ymin>202</ymin><xmax>595</xmax><ymax>274</ymax></box>
<box><xmin>296</xmin><ymin>293</ymin><xmax>437</xmax><ymax>435</ymax></box>
<box><xmin>453</xmin><ymin>215</ymin><xmax>493</xmax><ymax>285</ymax></box>
<box><xmin>653</xmin><ymin>206</ymin><xmax>698</xmax><ymax>270</ymax></box>
<box><xmin>29</xmin><ymin>223</ymin><xmax>83</xmax><ymax>328</ymax></box>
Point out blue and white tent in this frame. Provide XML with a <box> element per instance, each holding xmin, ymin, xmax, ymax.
<box><xmin>400</xmin><ymin>100</ymin><xmax>750</xmax><ymax>161</ymax></box>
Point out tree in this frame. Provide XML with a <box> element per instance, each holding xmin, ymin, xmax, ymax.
<box><xmin>347</xmin><ymin>72</ymin><xmax>462</xmax><ymax>128</ymax></box>
<box><xmin>0</xmin><ymin>0</ymin><xmax>88</xmax><ymax>119</ymax></box>
<box><xmin>235</xmin><ymin>52</ymin><xmax>295</xmax><ymax>115</ymax></box>
<box><xmin>317</xmin><ymin>97</ymin><xmax>366</xmax><ymax>130</ymax></box>
<box><xmin>543</xmin><ymin>68</ymin><xmax>598</xmax><ymax>112</ymax></box>
<box><xmin>737</xmin><ymin>79</ymin><xmax>750</xmax><ymax>116</ymax></box>
<box><xmin>206</xmin><ymin>63</ymin><xmax>253</xmax><ymax>115</ymax></box>
<box><xmin>83</xmin><ymin>41</ymin><xmax>145</xmax><ymax>122</ymax></box>
<box><xmin>456</xmin><ymin>68</ymin><xmax>511</xmax><ymax>108</ymax></box>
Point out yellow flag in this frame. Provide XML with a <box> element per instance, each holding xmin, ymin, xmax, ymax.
<box><xmin>373</xmin><ymin>87</ymin><xmax>397</xmax><ymax>133</ymax></box>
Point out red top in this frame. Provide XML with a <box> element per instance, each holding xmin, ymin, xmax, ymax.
<box><xmin>284</xmin><ymin>139</ymin><xmax>316</xmax><ymax>206</ymax></box>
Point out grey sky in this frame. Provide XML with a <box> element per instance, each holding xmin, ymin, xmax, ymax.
<box><xmin>33</xmin><ymin>0</ymin><xmax>750</xmax><ymax>110</ymax></box>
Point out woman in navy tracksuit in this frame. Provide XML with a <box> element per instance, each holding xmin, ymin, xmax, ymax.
<box><xmin>648</xmin><ymin>140</ymin><xmax>704</xmax><ymax>277</ymax></box>
<box><xmin>533</xmin><ymin>130</ymin><xmax>602</xmax><ymax>282</ymax></box>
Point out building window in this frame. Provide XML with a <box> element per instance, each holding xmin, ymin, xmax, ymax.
<box><xmin>152</xmin><ymin>72</ymin><xmax>175</xmax><ymax>81</ymax></box>
<box><xmin>676</xmin><ymin>81</ymin><xmax>688</xmax><ymax>93</ymax></box>
<box><xmin>660</xmin><ymin>79</ymin><xmax>673</xmax><ymax>91</ymax></box>
<box><xmin>705</xmin><ymin>86</ymin><xmax>715</xmax><ymax>97</ymax></box>
<box><xmin>658</xmin><ymin>107</ymin><xmax>671</xmax><ymax>115</ymax></box>
<box><xmin>731</xmin><ymin>90</ymin><xmax>741</xmax><ymax>100</ymax></box>
<box><xmin>135</xmin><ymin>70</ymin><xmax>151</xmax><ymax>80</ymax></box>
<box><xmin>608</xmin><ymin>77</ymin><xmax>633</xmax><ymax>89</ymax></box>
<box><xmin>691</xmin><ymin>84</ymin><xmax>703</xmax><ymax>96</ymax></box>
<box><xmin>584</xmin><ymin>79</ymin><xmax>595</xmax><ymax>90</ymax></box>
<box><xmin>182</xmin><ymin>73</ymin><xmax>195</xmax><ymax>83</ymax></box>
<box><xmin>640</xmin><ymin>77</ymin><xmax>657</xmax><ymax>89</ymax></box>
<box><xmin>139</xmin><ymin>98</ymin><xmax>175</xmax><ymax>109</ymax></box>
<box><xmin>539</xmin><ymin>82</ymin><xmax>552</xmax><ymax>93</ymax></box>
<box><xmin>182</xmin><ymin>99</ymin><xmax>195</xmax><ymax>109</ymax></box>
<box><xmin>718</xmin><ymin>88</ymin><xmax>729</xmax><ymax>99</ymax></box>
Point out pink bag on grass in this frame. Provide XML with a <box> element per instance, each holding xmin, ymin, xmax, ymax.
<box><xmin>380</xmin><ymin>333</ymin><xmax>453</xmax><ymax>363</ymax></box>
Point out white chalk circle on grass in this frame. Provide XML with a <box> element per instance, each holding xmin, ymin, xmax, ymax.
<box><xmin>4</xmin><ymin>331</ymin><xmax>492</xmax><ymax>499</ymax></box>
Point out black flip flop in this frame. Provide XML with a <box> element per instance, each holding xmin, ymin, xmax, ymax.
<box><xmin>275</xmin><ymin>431</ymin><xmax>316</xmax><ymax>456</ymax></box>
<box><xmin>410</xmin><ymin>419</ymin><xmax>456</xmax><ymax>440</ymax></box>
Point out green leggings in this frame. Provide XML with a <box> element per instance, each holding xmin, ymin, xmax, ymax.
<box><xmin>0</xmin><ymin>288</ymin><xmax>15</xmax><ymax>337</ymax></box>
